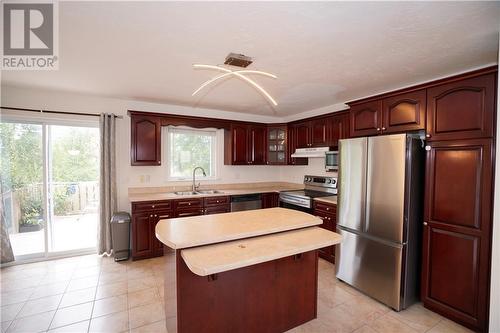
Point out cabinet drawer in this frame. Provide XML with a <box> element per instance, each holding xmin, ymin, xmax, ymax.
<box><xmin>315</xmin><ymin>214</ymin><xmax>335</xmax><ymax>231</ymax></box>
<box><xmin>174</xmin><ymin>198</ymin><xmax>203</xmax><ymax>209</ymax></box>
<box><xmin>155</xmin><ymin>210</ymin><xmax>173</xmax><ymax>220</ymax></box>
<box><xmin>176</xmin><ymin>207</ymin><xmax>204</xmax><ymax>218</ymax></box>
<box><xmin>204</xmin><ymin>205</ymin><xmax>231</xmax><ymax>215</ymax></box>
<box><xmin>314</xmin><ymin>201</ymin><xmax>336</xmax><ymax>215</ymax></box>
<box><xmin>132</xmin><ymin>200</ymin><xmax>172</xmax><ymax>213</ymax></box>
<box><xmin>204</xmin><ymin>196</ymin><xmax>230</xmax><ymax>207</ymax></box>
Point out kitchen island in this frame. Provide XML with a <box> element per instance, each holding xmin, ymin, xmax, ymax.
<box><xmin>155</xmin><ymin>207</ymin><xmax>342</xmax><ymax>333</ymax></box>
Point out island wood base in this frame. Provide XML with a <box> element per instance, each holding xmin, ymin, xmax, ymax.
<box><xmin>166</xmin><ymin>249</ymin><xmax>319</xmax><ymax>333</ymax></box>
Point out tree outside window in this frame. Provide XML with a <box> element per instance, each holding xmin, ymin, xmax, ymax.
<box><xmin>167</xmin><ymin>127</ymin><xmax>216</xmax><ymax>180</ymax></box>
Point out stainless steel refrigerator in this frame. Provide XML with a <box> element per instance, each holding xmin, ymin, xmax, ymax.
<box><xmin>335</xmin><ymin>133</ymin><xmax>424</xmax><ymax>311</ymax></box>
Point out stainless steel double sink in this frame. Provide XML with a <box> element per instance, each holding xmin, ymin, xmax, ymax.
<box><xmin>173</xmin><ymin>190</ymin><xmax>225</xmax><ymax>196</ymax></box>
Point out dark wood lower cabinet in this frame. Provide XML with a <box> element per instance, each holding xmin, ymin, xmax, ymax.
<box><xmin>131</xmin><ymin>212</ymin><xmax>154</xmax><ymax>259</ymax></box>
<box><xmin>313</xmin><ymin>201</ymin><xmax>336</xmax><ymax>264</ymax></box>
<box><xmin>421</xmin><ymin>139</ymin><xmax>493</xmax><ymax>332</ymax></box>
<box><xmin>204</xmin><ymin>205</ymin><xmax>230</xmax><ymax>215</ymax></box>
<box><xmin>262</xmin><ymin>192</ymin><xmax>279</xmax><ymax>208</ymax></box>
<box><xmin>152</xmin><ymin>211</ymin><xmax>172</xmax><ymax>257</ymax></box>
<box><xmin>175</xmin><ymin>249</ymin><xmax>318</xmax><ymax>333</ymax></box>
<box><xmin>132</xmin><ymin>196</ymin><xmax>232</xmax><ymax>260</ymax></box>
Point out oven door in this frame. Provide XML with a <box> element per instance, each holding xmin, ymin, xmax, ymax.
<box><xmin>279</xmin><ymin>200</ymin><xmax>313</xmax><ymax>214</ymax></box>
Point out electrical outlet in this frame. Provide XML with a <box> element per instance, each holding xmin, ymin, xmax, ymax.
<box><xmin>139</xmin><ymin>175</ymin><xmax>150</xmax><ymax>183</ymax></box>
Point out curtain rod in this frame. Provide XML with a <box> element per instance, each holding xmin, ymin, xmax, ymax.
<box><xmin>0</xmin><ymin>106</ymin><xmax>123</xmax><ymax>119</ymax></box>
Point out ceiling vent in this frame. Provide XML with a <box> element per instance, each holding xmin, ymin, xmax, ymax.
<box><xmin>224</xmin><ymin>53</ymin><xmax>253</xmax><ymax>68</ymax></box>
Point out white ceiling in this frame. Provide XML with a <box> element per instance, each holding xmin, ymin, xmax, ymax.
<box><xmin>2</xmin><ymin>1</ymin><xmax>499</xmax><ymax>117</ymax></box>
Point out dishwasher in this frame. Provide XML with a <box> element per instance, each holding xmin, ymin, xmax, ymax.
<box><xmin>230</xmin><ymin>194</ymin><xmax>262</xmax><ymax>212</ymax></box>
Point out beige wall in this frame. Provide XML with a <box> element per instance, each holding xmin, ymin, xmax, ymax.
<box><xmin>1</xmin><ymin>85</ymin><xmax>342</xmax><ymax>212</ymax></box>
<box><xmin>488</xmin><ymin>32</ymin><xmax>500</xmax><ymax>333</ymax></box>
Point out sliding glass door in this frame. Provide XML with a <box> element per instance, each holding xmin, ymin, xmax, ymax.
<box><xmin>0</xmin><ymin>123</ymin><xmax>45</xmax><ymax>257</ymax></box>
<box><xmin>0</xmin><ymin>121</ymin><xmax>100</xmax><ymax>261</ymax></box>
<box><xmin>48</xmin><ymin>125</ymin><xmax>99</xmax><ymax>253</ymax></box>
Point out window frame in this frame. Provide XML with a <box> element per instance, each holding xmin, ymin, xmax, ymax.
<box><xmin>164</xmin><ymin>126</ymin><xmax>218</xmax><ymax>181</ymax></box>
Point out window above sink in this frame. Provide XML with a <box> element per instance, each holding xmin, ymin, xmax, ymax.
<box><xmin>164</xmin><ymin>126</ymin><xmax>218</xmax><ymax>181</ymax></box>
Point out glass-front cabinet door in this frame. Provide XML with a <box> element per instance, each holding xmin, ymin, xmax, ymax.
<box><xmin>267</xmin><ymin>126</ymin><xmax>287</xmax><ymax>165</ymax></box>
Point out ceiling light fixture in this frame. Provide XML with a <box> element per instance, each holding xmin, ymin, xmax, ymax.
<box><xmin>192</xmin><ymin>64</ymin><xmax>278</xmax><ymax>106</ymax></box>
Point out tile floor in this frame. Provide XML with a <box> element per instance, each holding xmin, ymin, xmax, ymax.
<box><xmin>0</xmin><ymin>254</ymin><xmax>472</xmax><ymax>333</ymax></box>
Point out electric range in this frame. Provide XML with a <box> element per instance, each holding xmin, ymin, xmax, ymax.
<box><xmin>279</xmin><ymin>175</ymin><xmax>337</xmax><ymax>213</ymax></box>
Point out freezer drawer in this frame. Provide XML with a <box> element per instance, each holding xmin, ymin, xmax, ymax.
<box><xmin>335</xmin><ymin>228</ymin><xmax>403</xmax><ymax>310</ymax></box>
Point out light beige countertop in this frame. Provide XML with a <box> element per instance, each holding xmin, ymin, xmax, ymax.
<box><xmin>181</xmin><ymin>227</ymin><xmax>342</xmax><ymax>276</ymax></box>
<box><xmin>128</xmin><ymin>182</ymin><xmax>303</xmax><ymax>203</ymax></box>
<box><xmin>155</xmin><ymin>207</ymin><xmax>321</xmax><ymax>249</ymax></box>
<box><xmin>314</xmin><ymin>196</ymin><xmax>337</xmax><ymax>205</ymax></box>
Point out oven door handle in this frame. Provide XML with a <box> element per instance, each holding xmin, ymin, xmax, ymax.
<box><xmin>279</xmin><ymin>195</ymin><xmax>309</xmax><ymax>207</ymax></box>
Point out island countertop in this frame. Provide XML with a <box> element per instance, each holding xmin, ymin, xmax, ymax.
<box><xmin>155</xmin><ymin>207</ymin><xmax>322</xmax><ymax>249</ymax></box>
<box><xmin>181</xmin><ymin>227</ymin><xmax>342</xmax><ymax>276</ymax></box>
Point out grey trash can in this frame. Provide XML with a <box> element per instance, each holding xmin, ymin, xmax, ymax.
<box><xmin>110</xmin><ymin>212</ymin><xmax>131</xmax><ymax>261</ymax></box>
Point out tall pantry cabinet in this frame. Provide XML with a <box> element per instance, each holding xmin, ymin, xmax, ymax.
<box><xmin>420</xmin><ymin>70</ymin><xmax>496</xmax><ymax>332</ymax></box>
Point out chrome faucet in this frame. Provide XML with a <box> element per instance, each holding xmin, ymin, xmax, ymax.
<box><xmin>192</xmin><ymin>166</ymin><xmax>206</xmax><ymax>192</ymax></box>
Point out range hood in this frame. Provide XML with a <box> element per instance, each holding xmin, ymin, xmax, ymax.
<box><xmin>290</xmin><ymin>147</ymin><xmax>330</xmax><ymax>158</ymax></box>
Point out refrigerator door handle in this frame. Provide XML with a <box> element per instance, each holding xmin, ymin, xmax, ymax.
<box><xmin>336</xmin><ymin>225</ymin><xmax>405</xmax><ymax>249</ymax></box>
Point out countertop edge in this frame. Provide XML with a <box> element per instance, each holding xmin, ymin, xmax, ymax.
<box><xmin>129</xmin><ymin>187</ymin><xmax>303</xmax><ymax>203</ymax></box>
<box><xmin>313</xmin><ymin>196</ymin><xmax>337</xmax><ymax>205</ymax></box>
<box><xmin>155</xmin><ymin>219</ymin><xmax>322</xmax><ymax>250</ymax></box>
<box><xmin>181</xmin><ymin>228</ymin><xmax>342</xmax><ymax>276</ymax></box>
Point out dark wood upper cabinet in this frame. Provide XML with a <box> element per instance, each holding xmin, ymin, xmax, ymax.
<box><xmin>349</xmin><ymin>100</ymin><xmax>383</xmax><ymax>137</ymax></box>
<box><xmin>422</xmin><ymin>139</ymin><xmax>493</xmax><ymax>331</ymax></box>
<box><xmin>290</xmin><ymin>112</ymin><xmax>350</xmax><ymax>149</ymax></box>
<box><xmin>426</xmin><ymin>73</ymin><xmax>495</xmax><ymax>141</ymax></box>
<box><xmin>349</xmin><ymin>91</ymin><xmax>424</xmax><ymax>137</ymax></box>
<box><xmin>382</xmin><ymin>89</ymin><xmax>426</xmax><ymax>134</ymax></box>
<box><xmin>225</xmin><ymin>124</ymin><xmax>249</xmax><ymax>165</ymax></box>
<box><xmin>294</xmin><ymin>122</ymin><xmax>311</xmax><ymax>148</ymax></box>
<box><xmin>131</xmin><ymin>115</ymin><xmax>161</xmax><ymax>165</ymax></box>
<box><xmin>287</xmin><ymin>126</ymin><xmax>308</xmax><ymax>166</ymax></box>
<box><xmin>310</xmin><ymin>118</ymin><xmax>329</xmax><ymax>147</ymax></box>
<box><xmin>248</xmin><ymin>125</ymin><xmax>267</xmax><ymax>165</ymax></box>
<box><xmin>224</xmin><ymin>123</ymin><xmax>266</xmax><ymax>165</ymax></box>
<box><xmin>330</xmin><ymin>111</ymin><xmax>350</xmax><ymax>147</ymax></box>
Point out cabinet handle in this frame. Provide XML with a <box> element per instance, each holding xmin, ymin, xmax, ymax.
<box><xmin>150</xmin><ymin>214</ymin><xmax>153</xmax><ymax>218</ymax></box>
<box><xmin>423</xmin><ymin>221</ymin><xmax>428</xmax><ymax>226</ymax></box>
<box><xmin>151</xmin><ymin>205</ymin><xmax>155</xmax><ymax>208</ymax></box>
<box><xmin>425</xmin><ymin>134</ymin><xmax>431</xmax><ymax>138</ymax></box>
<box><xmin>376</xmin><ymin>128</ymin><xmax>381</xmax><ymax>131</ymax></box>
<box><xmin>382</xmin><ymin>127</ymin><xmax>386</xmax><ymax>131</ymax></box>
<box><xmin>157</xmin><ymin>161</ymin><xmax>161</xmax><ymax>164</ymax></box>
<box><xmin>178</xmin><ymin>212</ymin><xmax>196</xmax><ymax>217</ymax></box>
<box><xmin>188</xmin><ymin>203</ymin><xmax>191</xmax><ymax>206</ymax></box>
